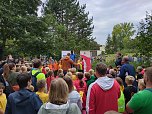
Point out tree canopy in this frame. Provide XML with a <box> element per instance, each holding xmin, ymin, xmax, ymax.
<box><xmin>135</xmin><ymin>12</ymin><xmax>152</xmax><ymax>58</ymax></box>
<box><xmin>0</xmin><ymin>0</ymin><xmax>100</xmax><ymax>59</ymax></box>
<box><xmin>105</xmin><ymin>22</ymin><xmax>135</xmax><ymax>54</ymax></box>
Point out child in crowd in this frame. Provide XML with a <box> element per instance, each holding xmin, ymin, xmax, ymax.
<box><xmin>138</xmin><ymin>79</ymin><xmax>146</xmax><ymax>91</ymax></box>
<box><xmin>116</xmin><ymin>65</ymin><xmax>121</xmax><ymax>76</ymax></box>
<box><xmin>57</xmin><ymin>69</ymin><xmax>63</xmax><ymax>76</ymax></box>
<box><xmin>74</xmin><ymin>72</ymin><xmax>87</xmax><ymax>110</ymax></box>
<box><xmin>84</xmin><ymin>72</ymin><xmax>95</xmax><ymax>87</ymax></box>
<box><xmin>136</xmin><ymin>66</ymin><xmax>143</xmax><ymax>81</ymax></box>
<box><xmin>28</xmin><ymin>85</ymin><xmax>34</xmax><ymax>92</ymax></box>
<box><xmin>65</xmin><ymin>72</ymin><xmax>72</xmax><ymax>78</ymax></box>
<box><xmin>16</xmin><ymin>66</ymin><xmax>21</xmax><ymax>72</ymax></box>
<box><xmin>124</xmin><ymin>75</ymin><xmax>137</xmax><ymax>104</ymax></box>
<box><xmin>46</xmin><ymin>70</ymin><xmax>55</xmax><ymax>91</ymax></box>
<box><xmin>67</xmin><ymin>68</ymin><xmax>71</xmax><ymax>72</ymax></box>
<box><xmin>109</xmin><ymin>69</ymin><xmax>117</xmax><ymax>78</ymax></box>
<box><xmin>0</xmin><ymin>83</ymin><xmax>7</xmax><ymax>113</ymax></box>
<box><xmin>89</xmin><ymin>69</ymin><xmax>96</xmax><ymax>80</ymax></box>
<box><xmin>36</xmin><ymin>80</ymin><xmax>48</xmax><ymax>104</ymax></box>
<box><xmin>45</xmin><ymin>67</ymin><xmax>50</xmax><ymax>73</ymax></box>
<box><xmin>58</xmin><ymin>73</ymin><xmax>64</xmax><ymax>78</ymax></box>
<box><xmin>45</xmin><ymin>67</ymin><xmax>50</xmax><ymax>78</ymax></box>
<box><xmin>20</xmin><ymin>66</ymin><xmax>27</xmax><ymax>73</ymax></box>
<box><xmin>115</xmin><ymin>77</ymin><xmax>125</xmax><ymax>113</ymax></box>
<box><xmin>89</xmin><ymin>69</ymin><xmax>94</xmax><ymax>76</ymax></box>
<box><xmin>63</xmin><ymin>76</ymin><xmax>82</xmax><ymax>110</ymax></box>
<box><xmin>71</xmin><ymin>68</ymin><xmax>77</xmax><ymax>81</ymax></box>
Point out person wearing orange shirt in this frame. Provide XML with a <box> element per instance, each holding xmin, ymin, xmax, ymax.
<box><xmin>53</xmin><ymin>60</ymin><xmax>59</xmax><ymax>77</ymax></box>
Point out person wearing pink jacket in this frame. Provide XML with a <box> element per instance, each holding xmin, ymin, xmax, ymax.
<box><xmin>86</xmin><ymin>63</ymin><xmax>120</xmax><ymax>114</ymax></box>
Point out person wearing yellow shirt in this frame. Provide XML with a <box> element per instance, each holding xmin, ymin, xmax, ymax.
<box><xmin>0</xmin><ymin>83</ymin><xmax>7</xmax><ymax>113</ymax></box>
<box><xmin>36</xmin><ymin>80</ymin><xmax>48</xmax><ymax>104</ymax></box>
<box><xmin>71</xmin><ymin>68</ymin><xmax>77</xmax><ymax>81</ymax></box>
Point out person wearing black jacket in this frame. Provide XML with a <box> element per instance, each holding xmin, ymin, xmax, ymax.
<box><xmin>115</xmin><ymin>52</ymin><xmax>122</xmax><ymax>67</ymax></box>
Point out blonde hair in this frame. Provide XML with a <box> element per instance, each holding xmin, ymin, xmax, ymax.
<box><xmin>45</xmin><ymin>67</ymin><xmax>50</xmax><ymax>73</ymax></box>
<box><xmin>57</xmin><ymin>69</ymin><xmax>63</xmax><ymax>75</ymax></box>
<box><xmin>67</xmin><ymin>68</ymin><xmax>72</xmax><ymax>73</ymax></box>
<box><xmin>138</xmin><ymin>79</ymin><xmax>146</xmax><ymax>90</ymax></box>
<box><xmin>65</xmin><ymin>72</ymin><xmax>72</xmax><ymax>77</ymax></box>
<box><xmin>89</xmin><ymin>69</ymin><xmax>94</xmax><ymax>75</ymax></box>
<box><xmin>71</xmin><ymin>68</ymin><xmax>76</xmax><ymax>74</ymax></box>
<box><xmin>125</xmin><ymin>75</ymin><xmax>135</xmax><ymax>85</ymax></box>
<box><xmin>49</xmin><ymin>78</ymin><xmax>69</xmax><ymax>105</ymax></box>
<box><xmin>28</xmin><ymin>85</ymin><xmax>34</xmax><ymax>92</ymax></box>
<box><xmin>21</xmin><ymin>66</ymin><xmax>27</xmax><ymax>73</ymax></box>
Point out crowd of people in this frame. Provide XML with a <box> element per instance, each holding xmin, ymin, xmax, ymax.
<box><xmin>0</xmin><ymin>52</ymin><xmax>152</xmax><ymax>114</ymax></box>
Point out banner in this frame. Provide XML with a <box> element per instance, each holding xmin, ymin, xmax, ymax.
<box><xmin>61</xmin><ymin>51</ymin><xmax>71</xmax><ymax>57</ymax></box>
<box><xmin>80</xmin><ymin>51</ymin><xmax>92</xmax><ymax>72</ymax></box>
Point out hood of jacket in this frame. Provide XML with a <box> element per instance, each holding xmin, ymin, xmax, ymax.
<box><xmin>40</xmin><ymin>102</ymin><xmax>69</xmax><ymax>114</ymax></box>
<box><xmin>13</xmin><ymin>89</ymin><xmax>36</xmax><ymax>106</ymax></box>
<box><xmin>96</xmin><ymin>76</ymin><xmax>114</xmax><ymax>91</ymax></box>
<box><xmin>68</xmin><ymin>90</ymin><xmax>80</xmax><ymax>103</ymax></box>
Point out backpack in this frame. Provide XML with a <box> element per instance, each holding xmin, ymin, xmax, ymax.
<box><xmin>29</xmin><ymin>71</ymin><xmax>41</xmax><ymax>92</ymax></box>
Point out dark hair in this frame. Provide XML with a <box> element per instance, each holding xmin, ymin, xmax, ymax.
<box><xmin>115</xmin><ymin>77</ymin><xmax>123</xmax><ymax>86</ymax></box>
<box><xmin>96</xmin><ymin>63</ymin><xmax>107</xmax><ymax>76</ymax></box>
<box><xmin>27</xmin><ymin>67</ymin><xmax>32</xmax><ymax>72</ymax></box>
<box><xmin>48</xmin><ymin>70</ymin><xmax>54</xmax><ymax>77</ymax></box>
<box><xmin>63</xmin><ymin>76</ymin><xmax>73</xmax><ymax>93</ymax></box>
<box><xmin>0</xmin><ymin>82</ymin><xmax>4</xmax><ymax>89</ymax></box>
<box><xmin>33</xmin><ymin>59</ymin><xmax>42</xmax><ymax>68</ymax></box>
<box><xmin>145</xmin><ymin>67</ymin><xmax>152</xmax><ymax>82</ymax></box>
<box><xmin>77</xmin><ymin>72</ymin><xmax>84</xmax><ymax>88</ymax></box>
<box><xmin>85</xmin><ymin>72</ymin><xmax>91</xmax><ymax>80</ymax></box>
<box><xmin>109</xmin><ymin>65</ymin><xmax>113</xmax><ymax>69</ymax></box>
<box><xmin>17</xmin><ymin>73</ymin><xmax>31</xmax><ymax>89</ymax></box>
<box><xmin>37</xmin><ymin>80</ymin><xmax>46</xmax><ymax>90</ymax></box>
<box><xmin>58</xmin><ymin>73</ymin><xmax>64</xmax><ymax>78</ymax></box>
<box><xmin>16</xmin><ymin>67</ymin><xmax>21</xmax><ymax>72</ymax></box>
<box><xmin>117</xmin><ymin>52</ymin><xmax>122</xmax><ymax>56</ymax></box>
<box><xmin>71</xmin><ymin>51</ymin><xmax>73</xmax><ymax>54</ymax></box>
<box><xmin>67</xmin><ymin>53</ymin><xmax>70</xmax><ymax>56</ymax></box>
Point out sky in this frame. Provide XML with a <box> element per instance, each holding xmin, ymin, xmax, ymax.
<box><xmin>78</xmin><ymin>0</ymin><xmax>152</xmax><ymax>45</ymax></box>
<box><xmin>40</xmin><ymin>0</ymin><xmax>152</xmax><ymax>45</ymax></box>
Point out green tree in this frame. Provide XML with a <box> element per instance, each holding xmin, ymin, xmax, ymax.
<box><xmin>105</xmin><ymin>22</ymin><xmax>135</xmax><ymax>54</ymax></box>
<box><xmin>135</xmin><ymin>12</ymin><xmax>152</xmax><ymax>58</ymax></box>
<box><xmin>105</xmin><ymin>34</ymin><xmax>113</xmax><ymax>54</ymax></box>
<box><xmin>44</xmin><ymin>0</ymin><xmax>98</xmax><ymax>52</ymax></box>
<box><xmin>0</xmin><ymin>0</ymin><xmax>42</xmax><ymax>57</ymax></box>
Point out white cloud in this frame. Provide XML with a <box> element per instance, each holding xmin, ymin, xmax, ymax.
<box><xmin>79</xmin><ymin>0</ymin><xmax>152</xmax><ymax>45</ymax></box>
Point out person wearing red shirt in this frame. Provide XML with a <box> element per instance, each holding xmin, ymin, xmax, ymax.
<box><xmin>74</xmin><ymin>72</ymin><xmax>87</xmax><ymax>110</ymax></box>
<box><xmin>46</xmin><ymin>70</ymin><xmax>55</xmax><ymax>92</ymax></box>
<box><xmin>86</xmin><ymin>63</ymin><xmax>120</xmax><ymax>114</ymax></box>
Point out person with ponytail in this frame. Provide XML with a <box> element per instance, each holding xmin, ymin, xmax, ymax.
<box><xmin>74</xmin><ymin>72</ymin><xmax>87</xmax><ymax>111</ymax></box>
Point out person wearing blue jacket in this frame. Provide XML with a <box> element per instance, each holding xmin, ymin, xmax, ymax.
<box><xmin>5</xmin><ymin>73</ymin><xmax>42</xmax><ymax>114</ymax></box>
<box><xmin>119</xmin><ymin>56</ymin><xmax>136</xmax><ymax>87</ymax></box>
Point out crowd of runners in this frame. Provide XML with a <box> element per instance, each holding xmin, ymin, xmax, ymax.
<box><xmin>0</xmin><ymin>52</ymin><xmax>152</xmax><ymax>114</ymax></box>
